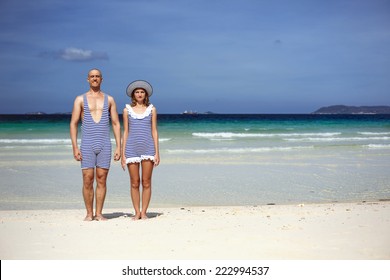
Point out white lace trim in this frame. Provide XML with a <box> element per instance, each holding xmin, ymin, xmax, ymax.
<box><xmin>126</xmin><ymin>155</ymin><xmax>155</xmax><ymax>164</ymax></box>
<box><xmin>126</xmin><ymin>104</ymin><xmax>153</xmax><ymax>119</ymax></box>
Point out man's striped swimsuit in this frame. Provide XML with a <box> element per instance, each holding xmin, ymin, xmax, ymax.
<box><xmin>80</xmin><ymin>94</ymin><xmax>111</xmax><ymax>169</ymax></box>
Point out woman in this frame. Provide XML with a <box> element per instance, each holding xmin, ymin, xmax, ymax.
<box><xmin>121</xmin><ymin>80</ymin><xmax>160</xmax><ymax>220</ymax></box>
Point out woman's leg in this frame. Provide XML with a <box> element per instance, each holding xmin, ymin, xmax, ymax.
<box><xmin>141</xmin><ymin>160</ymin><xmax>154</xmax><ymax>219</ymax></box>
<box><xmin>128</xmin><ymin>163</ymin><xmax>141</xmax><ymax>219</ymax></box>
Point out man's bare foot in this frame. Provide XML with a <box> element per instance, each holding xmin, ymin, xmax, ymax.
<box><xmin>84</xmin><ymin>215</ymin><xmax>93</xmax><ymax>221</ymax></box>
<box><xmin>94</xmin><ymin>215</ymin><xmax>108</xmax><ymax>221</ymax></box>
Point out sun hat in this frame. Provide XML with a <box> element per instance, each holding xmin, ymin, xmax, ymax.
<box><xmin>126</xmin><ymin>80</ymin><xmax>153</xmax><ymax>97</ymax></box>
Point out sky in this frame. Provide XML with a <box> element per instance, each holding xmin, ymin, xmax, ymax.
<box><xmin>0</xmin><ymin>0</ymin><xmax>389</xmax><ymax>114</ymax></box>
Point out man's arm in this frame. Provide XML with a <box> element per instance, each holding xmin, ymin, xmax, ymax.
<box><xmin>70</xmin><ymin>96</ymin><xmax>83</xmax><ymax>161</ymax></box>
<box><xmin>109</xmin><ymin>96</ymin><xmax>121</xmax><ymax>161</ymax></box>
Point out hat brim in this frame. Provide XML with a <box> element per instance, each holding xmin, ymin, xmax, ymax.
<box><xmin>126</xmin><ymin>80</ymin><xmax>153</xmax><ymax>97</ymax></box>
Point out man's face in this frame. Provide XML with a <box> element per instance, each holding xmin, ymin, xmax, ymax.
<box><xmin>87</xmin><ymin>70</ymin><xmax>102</xmax><ymax>87</ymax></box>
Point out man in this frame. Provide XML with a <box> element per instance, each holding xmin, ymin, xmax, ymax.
<box><xmin>70</xmin><ymin>69</ymin><xmax>121</xmax><ymax>221</ymax></box>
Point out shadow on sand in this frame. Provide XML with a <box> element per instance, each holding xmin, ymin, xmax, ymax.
<box><xmin>103</xmin><ymin>211</ymin><xmax>163</xmax><ymax>220</ymax></box>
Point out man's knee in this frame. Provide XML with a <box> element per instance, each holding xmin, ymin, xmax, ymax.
<box><xmin>82</xmin><ymin>170</ymin><xmax>94</xmax><ymax>187</ymax></box>
<box><xmin>96</xmin><ymin>168</ymin><xmax>108</xmax><ymax>184</ymax></box>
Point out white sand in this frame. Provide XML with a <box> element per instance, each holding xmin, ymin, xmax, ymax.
<box><xmin>1</xmin><ymin>201</ymin><xmax>389</xmax><ymax>260</ymax></box>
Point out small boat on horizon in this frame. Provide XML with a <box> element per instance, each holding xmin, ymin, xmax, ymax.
<box><xmin>182</xmin><ymin>110</ymin><xmax>198</xmax><ymax>115</ymax></box>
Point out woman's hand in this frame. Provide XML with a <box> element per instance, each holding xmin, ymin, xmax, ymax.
<box><xmin>154</xmin><ymin>154</ymin><xmax>160</xmax><ymax>167</ymax></box>
<box><xmin>121</xmin><ymin>157</ymin><xmax>127</xmax><ymax>171</ymax></box>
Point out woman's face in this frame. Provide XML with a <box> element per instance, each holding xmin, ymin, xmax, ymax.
<box><xmin>133</xmin><ymin>88</ymin><xmax>146</xmax><ymax>103</ymax></box>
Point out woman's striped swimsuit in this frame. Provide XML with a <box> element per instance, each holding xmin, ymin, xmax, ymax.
<box><xmin>80</xmin><ymin>94</ymin><xmax>112</xmax><ymax>169</ymax></box>
<box><xmin>125</xmin><ymin>104</ymin><xmax>155</xmax><ymax>164</ymax></box>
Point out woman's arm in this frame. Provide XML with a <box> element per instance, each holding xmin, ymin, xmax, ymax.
<box><xmin>121</xmin><ymin>108</ymin><xmax>129</xmax><ymax>170</ymax></box>
<box><xmin>151</xmin><ymin>106</ymin><xmax>160</xmax><ymax>166</ymax></box>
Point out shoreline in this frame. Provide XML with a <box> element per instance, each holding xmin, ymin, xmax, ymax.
<box><xmin>1</xmin><ymin>197</ymin><xmax>389</xmax><ymax>211</ymax></box>
<box><xmin>1</xmin><ymin>201</ymin><xmax>389</xmax><ymax>260</ymax></box>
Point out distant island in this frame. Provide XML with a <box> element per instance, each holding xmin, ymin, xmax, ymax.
<box><xmin>312</xmin><ymin>105</ymin><xmax>390</xmax><ymax>114</ymax></box>
<box><xmin>25</xmin><ymin>112</ymin><xmax>73</xmax><ymax>115</ymax></box>
<box><xmin>21</xmin><ymin>106</ymin><xmax>390</xmax><ymax>115</ymax></box>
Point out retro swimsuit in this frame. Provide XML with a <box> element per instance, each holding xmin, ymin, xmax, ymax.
<box><xmin>125</xmin><ymin>104</ymin><xmax>155</xmax><ymax>163</ymax></box>
<box><xmin>80</xmin><ymin>94</ymin><xmax>111</xmax><ymax>169</ymax></box>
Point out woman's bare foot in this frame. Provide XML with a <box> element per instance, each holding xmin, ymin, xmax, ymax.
<box><xmin>132</xmin><ymin>213</ymin><xmax>141</xmax><ymax>221</ymax></box>
<box><xmin>94</xmin><ymin>215</ymin><xmax>108</xmax><ymax>221</ymax></box>
<box><xmin>141</xmin><ymin>214</ymin><xmax>148</xmax><ymax>220</ymax></box>
<box><xmin>84</xmin><ymin>215</ymin><xmax>93</xmax><ymax>221</ymax></box>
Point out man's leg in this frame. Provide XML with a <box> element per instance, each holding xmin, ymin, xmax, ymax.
<box><xmin>82</xmin><ymin>168</ymin><xmax>95</xmax><ymax>221</ymax></box>
<box><xmin>95</xmin><ymin>167</ymin><xmax>109</xmax><ymax>221</ymax></box>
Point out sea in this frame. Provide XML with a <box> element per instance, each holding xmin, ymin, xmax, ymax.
<box><xmin>1</xmin><ymin>114</ymin><xmax>390</xmax><ymax>210</ymax></box>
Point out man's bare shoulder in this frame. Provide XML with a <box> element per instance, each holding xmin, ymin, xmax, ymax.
<box><xmin>73</xmin><ymin>94</ymin><xmax>84</xmax><ymax>105</ymax></box>
<box><xmin>104</xmin><ymin>92</ymin><xmax>113</xmax><ymax>99</ymax></box>
<box><xmin>106</xmin><ymin>93</ymin><xmax>118</xmax><ymax>104</ymax></box>
<box><xmin>75</xmin><ymin>93</ymin><xmax>86</xmax><ymax>101</ymax></box>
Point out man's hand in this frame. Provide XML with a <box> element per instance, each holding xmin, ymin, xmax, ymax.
<box><xmin>113</xmin><ymin>148</ymin><xmax>121</xmax><ymax>161</ymax></box>
<box><xmin>73</xmin><ymin>148</ymin><xmax>82</xmax><ymax>161</ymax></box>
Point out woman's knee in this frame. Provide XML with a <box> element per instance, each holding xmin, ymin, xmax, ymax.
<box><xmin>130</xmin><ymin>179</ymin><xmax>140</xmax><ymax>189</ymax></box>
<box><xmin>142</xmin><ymin>178</ymin><xmax>152</xmax><ymax>189</ymax></box>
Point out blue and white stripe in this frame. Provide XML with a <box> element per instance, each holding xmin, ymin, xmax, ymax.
<box><xmin>125</xmin><ymin>104</ymin><xmax>155</xmax><ymax>163</ymax></box>
<box><xmin>80</xmin><ymin>94</ymin><xmax>111</xmax><ymax>169</ymax></box>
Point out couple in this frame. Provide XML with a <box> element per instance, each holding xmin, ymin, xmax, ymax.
<box><xmin>70</xmin><ymin>69</ymin><xmax>160</xmax><ymax>221</ymax></box>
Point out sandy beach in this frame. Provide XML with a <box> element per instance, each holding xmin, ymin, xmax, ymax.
<box><xmin>1</xmin><ymin>201</ymin><xmax>389</xmax><ymax>260</ymax></box>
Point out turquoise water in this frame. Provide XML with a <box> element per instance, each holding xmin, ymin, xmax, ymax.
<box><xmin>1</xmin><ymin>114</ymin><xmax>390</xmax><ymax>210</ymax></box>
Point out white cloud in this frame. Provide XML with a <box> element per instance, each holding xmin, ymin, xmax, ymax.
<box><xmin>49</xmin><ymin>47</ymin><xmax>109</xmax><ymax>62</ymax></box>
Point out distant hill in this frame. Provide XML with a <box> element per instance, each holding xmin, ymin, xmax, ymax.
<box><xmin>24</xmin><ymin>112</ymin><xmax>72</xmax><ymax>115</ymax></box>
<box><xmin>312</xmin><ymin>105</ymin><xmax>390</xmax><ymax>114</ymax></box>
